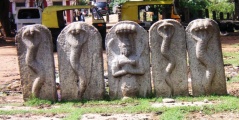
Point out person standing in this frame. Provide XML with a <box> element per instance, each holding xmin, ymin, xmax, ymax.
<box><xmin>78</xmin><ymin>11</ymin><xmax>85</xmax><ymax>22</ymax></box>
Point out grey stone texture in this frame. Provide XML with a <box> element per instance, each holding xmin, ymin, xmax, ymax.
<box><xmin>57</xmin><ymin>22</ymin><xmax>105</xmax><ymax>100</ymax></box>
<box><xmin>16</xmin><ymin>24</ymin><xmax>56</xmax><ymax>101</ymax></box>
<box><xmin>106</xmin><ymin>21</ymin><xmax>151</xmax><ymax>99</ymax></box>
<box><xmin>149</xmin><ymin>19</ymin><xmax>188</xmax><ymax>97</ymax></box>
<box><xmin>186</xmin><ymin>19</ymin><xmax>227</xmax><ymax>96</ymax></box>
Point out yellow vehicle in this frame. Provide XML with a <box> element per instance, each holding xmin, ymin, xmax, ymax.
<box><xmin>118</xmin><ymin>0</ymin><xmax>180</xmax><ymax>30</ymax></box>
<box><xmin>42</xmin><ymin>5</ymin><xmax>106</xmax><ymax>50</ymax></box>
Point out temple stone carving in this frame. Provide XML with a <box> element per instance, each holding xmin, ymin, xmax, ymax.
<box><xmin>57</xmin><ymin>22</ymin><xmax>105</xmax><ymax>100</ymax></box>
<box><xmin>106</xmin><ymin>21</ymin><xmax>151</xmax><ymax>99</ymax></box>
<box><xmin>186</xmin><ymin>19</ymin><xmax>227</xmax><ymax>96</ymax></box>
<box><xmin>149</xmin><ymin>19</ymin><xmax>188</xmax><ymax>97</ymax></box>
<box><xmin>16</xmin><ymin>24</ymin><xmax>56</xmax><ymax>101</ymax></box>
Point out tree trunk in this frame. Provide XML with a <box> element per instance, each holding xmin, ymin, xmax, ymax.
<box><xmin>235</xmin><ymin>0</ymin><xmax>239</xmax><ymax>20</ymax></box>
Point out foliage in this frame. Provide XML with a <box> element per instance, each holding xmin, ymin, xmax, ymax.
<box><xmin>228</xmin><ymin>75</ymin><xmax>239</xmax><ymax>83</ymax></box>
<box><xmin>179</xmin><ymin>0</ymin><xmax>211</xmax><ymax>19</ymax></box>
<box><xmin>207</xmin><ymin>1</ymin><xmax>234</xmax><ymax>19</ymax></box>
<box><xmin>110</xmin><ymin>0</ymin><xmax>128</xmax><ymax>7</ymax></box>
<box><xmin>77</xmin><ymin>0</ymin><xmax>88</xmax><ymax>5</ymax></box>
<box><xmin>179</xmin><ymin>0</ymin><xmax>211</xmax><ymax>10</ymax></box>
<box><xmin>25</xmin><ymin>97</ymin><xmax>52</xmax><ymax>106</ymax></box>
<box><xmin>178</xmin><ymin>0</ymin><xmax>234</xmax><ymax>19</ymax></box>
<box><xmin>223</xmin><ymin>51</ymin><xmax>239</xmax><ymax>66</ymax></box>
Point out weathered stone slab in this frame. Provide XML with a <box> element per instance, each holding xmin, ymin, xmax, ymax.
<box><xmin>106</xmin><ymin>21</ymin><xmax>151</xmax><ymax>99</ymax></box>
<box><xmin>16</xmin><ymin>24</ymin><xmax>56</xmax><ymax>101</ymax></box>
<box><xmin>186</xmin><ymin>19</ymin><xmax>227</xmax><ymax>96</ymax></box>
<box><xmin>149</xmin><ymin>19</ymin><xmax>188</xmax><ymax>97</ymax></box>
<box><xmin>57</xmin><ymin>22</ymin><xmax>105</xmax><ymax>100</ymax></box>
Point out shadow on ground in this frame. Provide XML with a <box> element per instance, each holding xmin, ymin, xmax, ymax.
<box><xmin>0</xmin><ymin>38</ymin><xmax>15</xmax><ymax>47</ymax></box>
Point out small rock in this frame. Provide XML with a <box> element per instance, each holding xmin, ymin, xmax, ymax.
<box><xmin>152</xmin><ymin>111</ymin><xmax>163</xmax><ymax>115</ymax></box>
<box><xmin>162</xmin><ymin>98</ymin><xmax>175</xmax><ymax>103</ymax></box>
<box><xmin>87</xmin><ymin>116</ymin><xmax>95</xmax><ymax>119</ymax></box>
<box><xmin>104</xmin><ymin>72</ymin><xmax>108</xmax><ymax>79</ymax></box>
<box><xmin>104</xmin><ymin>79</ymin><xmax>109</xmax><ymax>87</ymax></box>
<box><xmin>101</xmin><ymin>113</ymin><xmax>111</xmax><ymax>116</ymax></box>
<box><xmin>56</xmin><ymin>114</ymin><xmax>65</xmax><ymax>118</ymax></box>
<box><xmin>7</xmin><ymin>81</ymin><xmax>20</xmax><ymax>90</ymax></box>
<box><xmin>203</xmin><ymin>99</ymin><xmax>209</xmax><ymax>103</ymax></box>
<box><xmin>122</xmin><ymin>96</ymin><xmax>130</xmax><ymax>100</ymax></box>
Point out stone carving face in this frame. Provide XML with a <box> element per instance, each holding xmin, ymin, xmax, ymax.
<box><xmin>67</xmin><ymin>23</ymin><xmax>88</xmax><ymax>47</ymax></box>
<box><xmin>157</xmin><ymin>23</ymin><xmax>175</xmax><ymax>39</ymax></box>
<box><xmin>23</xmin><ymin>27</ymin><xmax>38</xmax><ymax>37</ymax></box>
<box><xmin>22</xmin><ymin>26</ymin><xmax>41</xmax><ymax>48</ymax></box>
<box><xmin>118</xmin><ymin>37</ymin><xmax>132</xmax><ymax>57</ymax></box>
<box><xmin>115</xmin><ymin>24</ymin><xmax>136</xmax><ymax>57</ymax></box>
<box><xmin>189</xmin><ymin>19</ymin><xmax>213</xmax><ymax>41</ymax></box>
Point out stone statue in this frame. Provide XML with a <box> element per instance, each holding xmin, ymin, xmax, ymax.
<box><xmin>66</xmin><ymin>23</ymin><xmax>88</xmax><ymax>99</ymax></box>
<box><xmin>186</xmin><ymin>19</ymin><xmax>227</xmax><ymax>96</ymax></box>
<box><xmin>16</xmin><ymin>24</ymin><xmax>56</xmax><ymax>101</ymax></box>
<box><xmin>106</xmin><ymin>21</ymin><xmax>151</xmax><ymax>99</ymax></box>
<box><xmin>149</xmin><ymin>19</ymin><xmax>188</xmax><ymax>97</ymax></box>
<box><xmin>57</xmin><ymin>22</ymin><xmax>105</xmax><ymax>100</ymax></box>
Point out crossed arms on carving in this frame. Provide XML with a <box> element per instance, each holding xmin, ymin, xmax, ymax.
<box><xmin>112</xmin><ymin>58</ymin><xmax>145</xmax><ymax>77</ymax></box>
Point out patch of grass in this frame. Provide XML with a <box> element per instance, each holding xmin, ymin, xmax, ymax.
<box><xmin>64</xmin><ymin>96</ymin><xmax>239</xmax><ymax>119</ymax></box>
<box><xmin>227</xmin><ymin>75</ymin><xmax>239</xmax><ymax>83</ymax></box>
<box><xmin>160</xmin><ymin>108</ymin><xmax>185</xmax><ymax>120</ymax></box>
<box><xmin>0</xmin><ymin>95</ymin><xmax>238</xmax><ymax>120</ymax></box>
<box><xmin>223</xmin><ymin>52</ymin><xmax>239</xmax><ymax>66</ymax></box>
<box><xmin>0</xmin><ymin>110</ymin><xmax>30</xmax><ymax>115</ymax></box>
<box><xmin>199</xmin><ymin>96</ymin><xmax>239</xmax><ymax>115</ymax></box>
<box><xmin>231</xmin><ymin>43</ymin><xmax>239</xmax><ymax>48</ymax></box>
<box><xmin>25</xmin><ymin>97</ymin><xmax>52</xmax><ymax>106</ymax></box>
<box><xmin>0</xmin><ymin>102</ymin><xmax>22</xmax><ymax>107</ymax></box>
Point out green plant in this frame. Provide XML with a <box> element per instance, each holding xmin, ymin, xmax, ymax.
<box><xmin>208</xmin><ymin>1</ymin><xmax>234</xmax><ymax>19</ymax></box>
<box><xmin>228</xmin><ymin>75</ymin><xmax>239</xmax><ymax>83</ymax></box>
<box><xmin>0</xmin><ymin>95</ymin><xmax>238</xmax><ymax>120</ymax></box>
<box><xmin>25</xmin><ymin>97</ymin><xmax>52</xmax><ymax>106</ymax></box>
<box><xmin>77</xmin><ymin>0</ymin><xmax>88</xmax><ymax>5</ymax></box>
<box><xmin>223</xmin><ymin>51</ymin><xmax>239</xmax><ymax>66</ymax></box>
<box><xmin>179</xmin><ymin>0</ymin><xmax>211</xmax><ymax>19</ymax></box>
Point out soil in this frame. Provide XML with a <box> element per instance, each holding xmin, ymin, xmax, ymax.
<box><xmin>221</xmin><ymin>34</ymin><xmax>239</xmax><ymax>98</ymax></box>
<box><xmin>1</xmin><ymin>28</ymin><xmax>239</xmax><ymax>119</ymax></box>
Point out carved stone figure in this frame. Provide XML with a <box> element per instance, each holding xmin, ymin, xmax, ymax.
<box><xmin>16</xmin><ymin>24</ymin><xmax>56</xmax><ymax>101</ymax></box>
<box><xmin>106</xmin><ymin>21</ymin><xmax>151</xmax><ymax>99</ymax></box>
<box><xmin>186</xmin><ymin>19</ymin><xmax>227</xmax><ymax>96</ymax></box>
<box><xmin>57</xmin><ymin>22</ymin><xmax>105</xmax><ymax>100</ymax></box>
<box><xmin>149</xmin><ymin>19</ymin><xmax>188</xmax><ymax>97</ymax></box>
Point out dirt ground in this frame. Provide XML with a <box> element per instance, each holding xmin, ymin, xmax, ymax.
<box><xmin>0</xmin><ymin>32</ymin><xmax>239</xmax><ymax>119</ymax></box>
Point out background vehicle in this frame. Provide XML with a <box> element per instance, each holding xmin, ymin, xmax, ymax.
<box><xmin>15</xmin><ymin>7</ymin><xmax>42</xmax><ymax>32</ymax></box>
<box><xmin>118</xmin><ymin>0</ymin><xmax>180</xmax><ymax>30</ymax></box>
<box><xmin>94</xmin><ymin>2</ymin><xmax>110</xmax><ymax>15</ymax></box>
<box><xmin>42</xmin><ymin>5</ymin><xmax>106</xmax><ymax>50</ymax></box>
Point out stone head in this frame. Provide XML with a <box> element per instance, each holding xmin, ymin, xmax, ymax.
<box><xmin>115</xmin><ymin>23</ymin><xmax>137</xmax><ymax>56</ymax></box>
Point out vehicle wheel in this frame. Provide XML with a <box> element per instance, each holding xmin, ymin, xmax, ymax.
<box><xmin>219</xmin><ymin>22</ymin><xmax>227</xmax><ymax>33</ymax></box>
<box><xmin>226</xmin><ymin>22</ymin><xmax>234</xmax><ymax>32</ymax></box>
